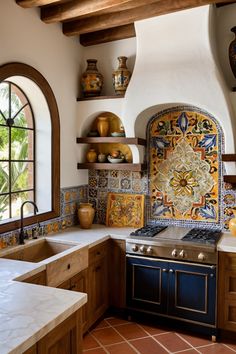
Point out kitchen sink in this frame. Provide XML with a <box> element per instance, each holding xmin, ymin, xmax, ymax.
<box><xmin>1</xmin><ymin>239</ymin><xmax>78</xmax><ymax>263</ymax></box>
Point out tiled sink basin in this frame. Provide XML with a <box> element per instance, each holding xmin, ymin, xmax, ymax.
<box><xmin>1</xmin><ymin>239</ymin><xmax>78</xmax><ymax>263</ymax></box>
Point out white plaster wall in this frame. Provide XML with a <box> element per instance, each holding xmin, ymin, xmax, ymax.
<box><xmin>0</xmin><ymin>1</ymin><xmax>85</xmax><ymax>187</ymax></box>
<box><xmin>123</xmin><ymin>5</ymin><xmax>235</xmax><ymax>155</ymax></box>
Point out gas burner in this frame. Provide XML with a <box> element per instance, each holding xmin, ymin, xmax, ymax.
<box><xmin>182</xmin><ymin>229</ymin><xmax>222</xmax><ymax>245</ymax></box>
<box><xmin>130</xmin><ymin>225</ymin><xmax>167</xmax><ymax>237</ymax></box>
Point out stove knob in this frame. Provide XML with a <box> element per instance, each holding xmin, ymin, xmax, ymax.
<box><xmin>132</xmin><ymin>245</ymin><xmax>139</xmax><ymax>252</ymax></box>
<box><xmin>179</xmin><ymin>250</ymin><xmax>186</xmax><ymax>258</ymax></box>
<box><xmin>140</xmin><ymin>245</ymin><xmax>147</xmax><ymax>254</ymax></box>
<box><xmin>198</xmin><ymin>252</ymin><xmax>206</xmax><ymax>261</ymax></box>
<box><xmin>171</xmin><ymin>249</ymin><xmax>178</xmax><ymax>257</ymax></box>
<box><xmin>147</xmin><ymin>246</ymin><xmax>153</xmax><ymax>255</ymax></box>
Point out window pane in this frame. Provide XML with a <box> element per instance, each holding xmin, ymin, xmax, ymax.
<box><xmin>11</xmin><ymin>128</ymin><xmax>33</xmax><ymax>160</ymax></box>
<box><xmin>0</xmin><ymin>162</ymin><xmax>9</xmax><ymax>193</ymax></box>
<box><xmin>0</xmin><ymin>82</ymin><xmax>9</xmax><ymax>122</ymax></box>
<box><xmin>11</xmin><ymin>84</ymin><xmax>24</xmax><ymax>120</ymax></box>
<box><xmin>11</xmin><ymin>191</ymin><xmax>34</xmax><ymax>219</ymax></box>
<box><xmin>0</xmin><ymin>126</ymin><xmax>9</xmax><ymax>160</ymax></box>
<box><xmin>0</xmin><ymin>194</ymin><xmax>9</xmax><ymax>221</ymax></box>
<box><xmin>11</xmin><ymin>162</ymin><xmax>33</xmax><ymax>192</ymax></box>
<box><xmin>14</xmin><ymin>105</ymin><xmax>33</xmax><ymax>128</ymax></box>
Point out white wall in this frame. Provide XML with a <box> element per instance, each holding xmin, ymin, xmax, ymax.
<box><xmin>0</xmin><ymin>1</ymin><xmax>84</xmax><ymax>187</ymax></box>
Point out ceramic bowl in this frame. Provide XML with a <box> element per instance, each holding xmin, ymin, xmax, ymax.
<box><xmin>111</xmin><ymin>132</ymin><xmax>125</xmax><ymax>137</ymax></box>
<box><xmin>107</xmin><ymin>156</ymin><xmax>124</xmax><ymax>163</ymax></box>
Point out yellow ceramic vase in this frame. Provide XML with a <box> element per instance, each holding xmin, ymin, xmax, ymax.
<box><xmin>86</xmin><ymin>148</ymin><xmax>97</xmax><ymax>162</ymax></box>
<box><xmin>78</xmin><ymin>203</ymin><xmax>95</xmax><ymax>229</ymax></box>
<box><xmin>97</xmin><ymin>116</ymin><xmax>109</xmax><ymax>137</ymax></box>
<box><xmin>229</xmin><ymin>211</ymin><xmax>236</xmax><ymax>236</ymax></box>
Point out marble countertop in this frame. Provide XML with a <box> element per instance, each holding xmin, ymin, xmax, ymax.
<box><xmin>0</xmin><ymin>224</ymin><xmax>135</xmax><ymax>354</ymax></box>
<box><xmin>1</xmin><ymin>223</ymin><xmax>236</xmax><ymax>354</ymax></box>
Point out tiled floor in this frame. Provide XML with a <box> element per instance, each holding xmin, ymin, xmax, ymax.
<box><xmin>83</xmin><ymin>316</ymin><xmax>236</xmax><ymax>354</ymax></box>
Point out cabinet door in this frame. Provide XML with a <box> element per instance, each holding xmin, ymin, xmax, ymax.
<box><xmin>88</xmin><ymin>255</ymin><xmax>109</xmax><ymax>326</ymax></box>
<box><xmin>109</xmin><ymin>239</ymin><xmax>126</xmax><ymax>308</ymax></box>
<box><xmin>218</xmin><ymin>252</ymin><xmax>236</xmax><ymax>331</ymax></box>
<box><xmin>23</xmin><ymin>344</ymin><xmax>37</xmax><ymax>354</ymax></box>
<box><xmin>126</xmin><ymin>255</ymin><xmax>168</xmax><ymax>314</ymax></box>
<box><xmin>71</xmin><ymin>269</ymin><xmax>89</xmax><ymax>333</ymax></box>
<box><xmin>168</xmin><ymin>262</ymin><xmax>216</xmax><ymax>325</ymax></box>
<box><xmin>37</xmin><ymin>311</ymin><xmax>82</xmax><ymax>354</ymax></box>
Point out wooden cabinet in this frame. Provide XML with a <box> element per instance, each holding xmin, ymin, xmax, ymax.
<box><xmin>58</xmin><ymin>269</ymin><xmax>88</xmax><ymax>333</ymax></box>
<box><xmin>88</xmin><ymin>241</ymin><xmax>109</xmax><ymax>326</ymax></box>
<box><xmin>23</xmin><ymin>271</ymin><xmax>46</xmax><ymax>286</ymax></box>
<box><xmin>218</xmin><ymin>252</ymin><xmax>236</xmax><ymax>331</ymax></box>
<box><xmin>23</xmin><ymin>310</ymin><xmax>82</xmax><ymax>354</ymax></box>
<box><xmin>109</xmin><ymin>239</ymin><xmax>126</xmax><ymax>308</ymax></box>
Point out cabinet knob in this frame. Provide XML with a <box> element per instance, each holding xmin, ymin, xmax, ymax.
<box><xmin>162</xmin><ymin>268</ymin><xmax>168</xmax><ymax>272</ymax></box>
<box><xmin>169</xmin><ymin>269</ymin><xmax>174</xmax><ymax>273</ymax></box>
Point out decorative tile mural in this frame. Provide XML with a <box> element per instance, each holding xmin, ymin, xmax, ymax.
<box><xmin>147</xmin><ymin>106</ymin><xmax>223</xmax><ymax>227</ymax></box>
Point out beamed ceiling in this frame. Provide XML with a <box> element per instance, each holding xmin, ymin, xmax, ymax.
<box><xmin>16</xmin><ymin>0</ymin><xmax>236</xmax><ymax>46</ymax></box>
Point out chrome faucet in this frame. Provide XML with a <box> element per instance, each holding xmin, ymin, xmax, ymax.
<box><xmin>19</xmin><ymin>201</ymin><xmax>38</xmax><ymax>245</ymax></box>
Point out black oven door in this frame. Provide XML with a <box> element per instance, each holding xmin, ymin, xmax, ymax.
<box><xmin>126</xmin><ymin>255</ymin><xmax>216</xmax><ymax>326</ymax></box>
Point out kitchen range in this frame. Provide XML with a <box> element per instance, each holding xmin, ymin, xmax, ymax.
<box><xmin>126</xmin><ymin>225</ymin><xmax>222</xmax><ymax>339</ymax></box>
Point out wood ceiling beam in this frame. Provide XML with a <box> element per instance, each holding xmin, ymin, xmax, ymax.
<box><xmin>216</xmin><ymin>1</ymin><xmax>236</xmax><ymax>6</ymax></box>
<box><xmin>16</xmin><ymin>0</ymin><xmax>61</xmax><ymax>8</ymax></box>
<box><xmin>80</xmin><ymin>23</ymin><xmax>136</xmax><ymax>46</ymax></box>
<box><xmin>41</xmin><ymin>0</ymin><xmax>161</xmax><ymax>24</ymax></box>
<box><xmin>63</xmin><ymin>0</ymin><xmax>231</xmax><ymax>36</ymax></box>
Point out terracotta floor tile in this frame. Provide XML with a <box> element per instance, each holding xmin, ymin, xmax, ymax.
<box><xmin>105</xmin><ymin>342</ymin><xmax>137</xmax><ymax>353</ymax></box>
<box><xmin>131</xmin><ymin>337</ymin><xmax>169</xmax><ymax>354</ymax></box>
<box><xmin>154</xmin><ymin>332</ymin><xmax>192</xmax><ymax>352</ymax></box>
<box><xmin>174</xmin><ymin>350</ymin><xmax>200</xmax><ymax>354</ymax></box>
<box><xmin>178</xmin><ymin>332</ymin><xmax>212</xmax><ymax>348</ymax></box>
<box><xmin>105</xmin><ymin>317</ymin><xmax>131</xmax><ymax>326</ymax></box>
<box><xmin>95</xmin><ymin>319</ymin><xmax>111</xmax><ymax>329</ymax></box>
<box><xmin>91</xmin><ymin>327</ymin><xmax>124</xmax><ymax>346</ymax></box>
<box><xmin>222</xmin><ymin>340</ymin><xmax>236</xmax><ymax>351</ymax></box>
<box><xmin>83</xmin><ymin>348</ymin><xmax>107</xmax><ymax>353</ymax></box>
<box><xmin>83</xmin><ymin>333</ymin><xmax>101</xmax><ymax>350</ymax></box>
<box><xmin>140</xmin><ymin>323</ymin><xmax>170</xmax><ymax>336</ymax></box>
<box><xmin>198</xmin><ymin>343</ymin><xmax>236</xmax><ymax>353</ymax></box>
<box><xmin>114</xmin><ymin>322</ymin><xmax>149</xmax><ymax>340</ymax></box>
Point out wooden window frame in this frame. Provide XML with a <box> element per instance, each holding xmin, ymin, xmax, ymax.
<box><xmin>0</xmin><ymin>62</ymin><xmax>60</xmax><ymax>233</ymax></box>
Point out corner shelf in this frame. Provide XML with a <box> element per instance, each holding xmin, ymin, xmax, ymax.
<box><xmin>77</xmin><ymin>136</ymin><xmax>146</xmax><ymax>171</ymax></box>
<box><xmin>222</xmin><ymin>154</ymin><xmax>236</xmax><ymax>184</ymax></box>
<box><xmin>76</xmin><ymin>137</ymin><xmax>146</xmax><ymax>145</ymax></box>
<box><xmin>77</xmin><ymin>95</ymin><xmax>124</xmax><ymax>102</ymax></box>
<box><xmin>77</xmin><ymin>162</ymin><xmax>146</xmax><ymax>171</ymax></box>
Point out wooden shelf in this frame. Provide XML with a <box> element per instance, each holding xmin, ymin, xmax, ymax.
<box><xmin>224</xmin><ymin>176</ymin><xmax>236</xmax><ymax>183</ymax></box>
<box><xmin>77</xmin><ymin>95</ymin><xmax>124</xmax><ymax>101</ymax></box>
<box><xmin>222</xmin><ymin>154</ymin><xmax>236</xmax><ymax>161</ymax></box>
<box><xmin>76</xmin><ymin>137</ymin><xmax>146</xmax><ymax>146</ymax></box>
<box><xmin>77</xmin><ymin>163</ymin><xmax>147</xmax><ymax>171</ymax></box>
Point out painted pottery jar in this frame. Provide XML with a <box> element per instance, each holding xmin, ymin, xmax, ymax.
<box><xmin>98</xmin><ymin>153</ymin><xmax>107</xmax><ymax>163</ymax></box>
<box><xmin>78</xmin><ymin>203</ymin><xmax>95</xmax><ymax>229</ymax></box>
<box><xmin>229</xmin><ymin>210</ymin><xmax>236</xmax><ymax>236</ymax></box>
<box><xmin>229</xmin><ymin>27</ymin><xmax>236</xmax><ymax>79</ymax></box>
<box><xmin>81</xmin><ymin>59</ymin><xmax>103</xmax><ymax>97</ymax></box>
<box><xmin>86</xmin><ymin>148</ymin><xmax>97</xmax><ymax>162</ymax></box>
<box><xmin>97</xmin><ymin>116</ymin><xmax>109</xmax><ymax>137</ymax></box>
<box><xmin>112</xmin><ymin>56</ymin><xmax>131</xmax><ymax>95</ymax></box>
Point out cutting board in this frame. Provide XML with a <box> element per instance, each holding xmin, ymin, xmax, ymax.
<box><xmin>106</xmin><ymin>192</ymin><xmax>145</xmax><ymax>228</ymax></box>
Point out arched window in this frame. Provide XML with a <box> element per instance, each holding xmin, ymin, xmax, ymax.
<box><xmin>0</xmin><ymin>63</ymin><xmax>60</xmax><ymax>233</ymax></box>
<box><xmin>0</xmin><ymin>81</ymin><xmax>35</xmax><ymax>221</ymax></box>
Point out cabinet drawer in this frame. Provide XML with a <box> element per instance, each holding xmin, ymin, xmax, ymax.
<box><xmin>89</xmin><ymin>242</ymin><xmax>108</xmax><ymax>264</ymax></box>
<box><xmin>47</xmin><ymin>247</ymin><xmax>88</xmax><ymax>287</ymax></box>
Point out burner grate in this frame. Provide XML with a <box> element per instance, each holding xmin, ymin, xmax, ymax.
<box><xmin>130</xmin><ymin>225</ymin><xmax>167</xmax><ymax>237</ymax></box>
<box><xmin>182</xmin><ymin>229</ymin><xmax>222</xmax><ymax>245</ymax></box>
